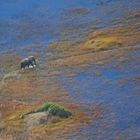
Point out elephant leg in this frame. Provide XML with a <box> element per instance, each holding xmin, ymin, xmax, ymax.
<box><xmin>28</xmin><ymin>60</ymin><xmax>34</xmax><ymax>68</ymax></box>
<box><xmin>27</xmin><ymin>62</ymin><xmax>30</xmax><ymax>69</ymax></box>
<box><xmin>21</xmin><ymin>63</ymin><xmax>23</xmax><ymax>69</ymax></box>
<box><xmin>21</xmin><ymin>62</ymin><xmax>26</xmax><ymax>70</ymax></box>
<box><xmin>33</xmin><ymin>59</ymin><xmax>36</xmax><ymax>65</ymax></box>
<box><xmin>29</xmin><ymin>65</ymin><xmax>33</xmax><ymax>68</ymax></box>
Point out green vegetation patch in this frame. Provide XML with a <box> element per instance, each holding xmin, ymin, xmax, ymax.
<box><xmin>34</xmin><ymin>102</ymin><xmax>72</xmax><ymax>118</ymax></box>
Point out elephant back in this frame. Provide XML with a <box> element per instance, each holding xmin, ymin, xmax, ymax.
<box><xmin>21</xmin><ymin>58</ymin><xmax>29</xmax><ymax>63</ymax></box>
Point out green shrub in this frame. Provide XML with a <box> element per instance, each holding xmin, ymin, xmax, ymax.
<box><xmin>35</xmin><ymin>102</ymin><xmax>72</xmax><ymax>118</ymax></box>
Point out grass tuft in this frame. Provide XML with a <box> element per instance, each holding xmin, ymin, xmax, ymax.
<box><xmin>34</xmin><ymin>102</ymin><xmax>72</xmax><ymax>118</ymax></box>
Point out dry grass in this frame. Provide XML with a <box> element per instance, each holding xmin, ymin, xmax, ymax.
<box><xmin>82</xmin><ymin>23</ymin><xmax>140</xmax><ymax>51</ymax></box>
<box><xmin>0</xmin><ymin>100</ymin><xmax>98</xmax><ymax>140</ymax></box>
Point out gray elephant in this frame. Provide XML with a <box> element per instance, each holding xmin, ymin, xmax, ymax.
<box><xmin>20</xmin><ymin>56</ymin><xmax>37</xmax><ymax>69</ymax></box>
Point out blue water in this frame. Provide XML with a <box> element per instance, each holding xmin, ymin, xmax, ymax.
<box><xmin>59</xmin><ymin>51</ymin><xmax>140</xmax><ymax>139</ymax></box>
<box><xmin>0</xmin><ymin>0</ymin><xmax>140</xmax><ymax>55</ymax></box>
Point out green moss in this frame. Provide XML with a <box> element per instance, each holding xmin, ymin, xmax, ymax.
<box><xmin>34</xmin><ymin>102</ymin><xmax>72</xmax><ymax>118</ymax></box>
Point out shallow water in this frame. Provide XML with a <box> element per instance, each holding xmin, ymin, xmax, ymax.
<box><xmin>59</xmin><ymin>50</ymin><xmax>140</xmax><ymax>139</ymax></box>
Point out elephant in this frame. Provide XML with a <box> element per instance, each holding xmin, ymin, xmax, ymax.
<box><xmin>20</xmin><ymin>56</ymin><xmax>37</xmax><ymax>69</ymax></box>
<box><xmin>21</xmin><ymin>58</ymin><xmax>34</xmax><ymax>69</ymax></box>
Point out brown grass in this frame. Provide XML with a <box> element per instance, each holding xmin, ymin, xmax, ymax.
<box><xmin>0</xmin><ymin>100</ymin><xmax>101</xmax><ymax>140</ymax></box>
<box><xmin>82</xmin><ymin>23</ymin><xmax>140</xmax><ymax>50</ymax></box>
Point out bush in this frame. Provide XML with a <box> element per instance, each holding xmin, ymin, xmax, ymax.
<box><xmin>35</xmin><ymin>102</ymin><xmax>72</xmax><ymax>118</ymax></box>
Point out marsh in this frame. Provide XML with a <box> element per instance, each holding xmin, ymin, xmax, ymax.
<box><xmin>0</xmin><ymin>0</ymin><xmax>140</xmax><ymax>140</ymax></box>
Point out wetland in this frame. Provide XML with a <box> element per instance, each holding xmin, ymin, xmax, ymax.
<box><xmin>0</xmin><ymin>0</ymin><xmax>140</xmax><ymax>140</ymax></box>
